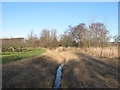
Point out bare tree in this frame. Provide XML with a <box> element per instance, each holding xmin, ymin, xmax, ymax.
<box><xmin>27</xmin><ymin>31</ymin><xmax>39</xmax><ymax>47</ymax></box>
<box><xmin>89</xmin><ymin>23</ymin><xmax>109</xmax><ymax>47</ymax></box>
<box><xmin>60</xmin><ymin>22</ymin><xmax>110</xmax><ymax>48</ymax></box>
<box><xmin>49</xmin><ymin>29</ymin><xmax>58</xmax><ymax>47</ymax></box>
<box><xmin>59</xmin><ymin>33</ymin><xmax>73</xmax><ymax>47</ymax></box>
<box><xmin>39</xmin><ymin>29</ymin><xmax>58</xmax><ymax>48</ymax></box>
<box><xmin>67</xmin><ymin>23</ymin><xmax>88</xmax><ymax>47</ymax></box>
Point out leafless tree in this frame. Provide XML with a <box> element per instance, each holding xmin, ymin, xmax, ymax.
<box><xmin>67</xmin><ymin>23</ymin><xmax>89</xmax><ymax>47</ymax></box>
<box><xmin>27</xmin><ymin>31</ymin><xmax>40</xmax><ymax>47</ymax></box>
<box><xmin>89</xmin><ymin>23</ymin><xmax>109</xmax><ymax>47</ymax></box>
<box><xmin>39</xmin><ymin>29</ymin><xmax>58</xmax><ymax>48</ymax></box>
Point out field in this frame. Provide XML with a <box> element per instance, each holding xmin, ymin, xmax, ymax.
<box><xmin>2</xmin><ymin>46</ymin><xmax>120</xmax><ymax>88</ymax></box>
<box><xmin>2</xmin><ymin>2</ymin><xmax>119</xmax><ymax>89</ymax></box>
<box><xmin>2</xmin><ymin>48</ymin><xmax>47</xmax><ymax>64</ymax></box>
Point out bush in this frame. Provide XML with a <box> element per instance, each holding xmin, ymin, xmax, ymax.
<box><xmin>7</xmin><ymin>47</ymin><xmax>15</xmax><ymax>52</ymax></box>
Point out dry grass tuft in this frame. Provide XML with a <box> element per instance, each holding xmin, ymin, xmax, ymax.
<box><xmin>56</xmin><ymin>47</ymin><xmax>66</xmax><ymax>52</ymax></box>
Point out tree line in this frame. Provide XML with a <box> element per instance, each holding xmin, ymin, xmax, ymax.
<box><xmin>1</xmin><ymin>22</ymin><xmax>119</xmax><ymax>52</ymax></box>
<box><xmin>27</xmin><ymin>22</ymin><xmax>118</xmax><ymax>48</ymax></box>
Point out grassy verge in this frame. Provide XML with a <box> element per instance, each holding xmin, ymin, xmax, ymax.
<box><xmin>2</xmin><ymin>48</ymin><xmax>47</xmax><ymax>64</ymax></box>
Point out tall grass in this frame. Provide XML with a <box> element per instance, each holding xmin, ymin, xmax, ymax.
<box><xmin>78</xmin><ymin>46</ymin><xmax>118</xmax><ymax>58</ymax></box>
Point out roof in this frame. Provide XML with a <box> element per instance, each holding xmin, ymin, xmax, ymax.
<box><xmin>0</xmin><ymin>38</ymin><xmax>24</xmax><ymax>40</ymax></box>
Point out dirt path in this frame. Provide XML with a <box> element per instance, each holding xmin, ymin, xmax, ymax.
<box><xmin>2</xmin><ymin>48</ymin><xmax>119</xmax><ymax>88</ymax></box>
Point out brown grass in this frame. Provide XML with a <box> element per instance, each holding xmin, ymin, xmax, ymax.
<box><xmin>2</xmin><ymin>47</ymin><xmax>119</xmax><ymax>88</ymax></box>
<box><xmin>77</xmin><ymin>46</ymin><xmax>118</xmax><ymax>58</ymax></box>
<box><xmin>2</xmin><ymin>55</ymin><xmax>58</xmax><ymax>88</ymax></box>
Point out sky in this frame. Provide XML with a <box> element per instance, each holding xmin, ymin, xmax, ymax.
<box><xmin>2</xmin><ymin>2</ymin><xmax>118</xmax><ymax>40</ymax></box>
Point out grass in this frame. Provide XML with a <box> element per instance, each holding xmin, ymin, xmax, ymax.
<box><xmin>2</xmin><ymin>48</ymin><xmax>47</xmax><ymax>64</ymax></box>
<box><xmin>77</xmin><ymin>46</ymin><xmax>118</xmax><ymax>58</ymax></box>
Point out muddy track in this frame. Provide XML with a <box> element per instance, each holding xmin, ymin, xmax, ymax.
<box><xmin>2</xmin><ymin>48</ymin><xmax>119</xmax><ymax>88</ymax></box>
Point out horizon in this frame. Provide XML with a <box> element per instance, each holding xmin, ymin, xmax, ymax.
<box><xmin>2</xmin><ymin>2</ymin><xmax>118</xmax><ymax>42</ymax></box>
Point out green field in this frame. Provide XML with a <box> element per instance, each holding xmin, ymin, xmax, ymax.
<box><xmin>2</xmin><ymin>48</ymin><xmax>47</xmax><ymax>64</ymax></box>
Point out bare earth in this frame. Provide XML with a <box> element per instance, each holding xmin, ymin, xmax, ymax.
<box><xmin>2</xmin><ymin>48</ymin><xmax>120</xmax><ymax>88</ymax></box>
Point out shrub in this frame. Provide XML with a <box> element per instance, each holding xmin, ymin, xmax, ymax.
<box><xmin>7</xmin><ymin>47</ymin><xmax>15</xmax><ymax>52</ymax></box>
